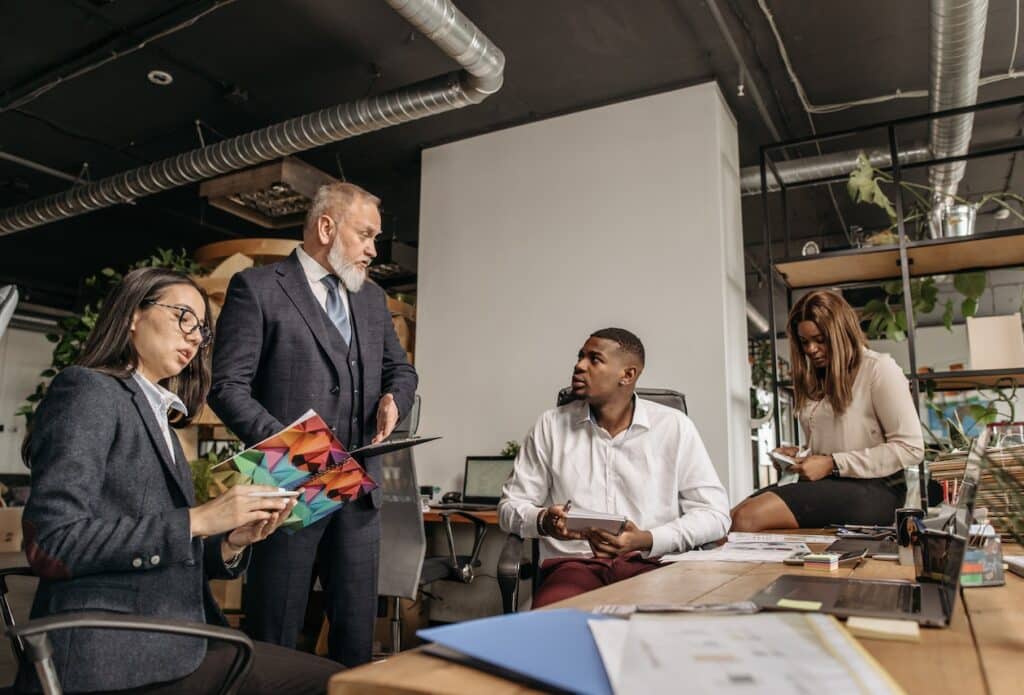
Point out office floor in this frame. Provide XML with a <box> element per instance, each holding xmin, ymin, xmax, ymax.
<box><xmin>0</xmin><ymin>551</ymin><xmax>35</xmax><ymax>686</ymax></box>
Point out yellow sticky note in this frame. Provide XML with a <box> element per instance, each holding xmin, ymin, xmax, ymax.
<box><xmin>776</xmin><ymin>598</ymin><xmax>822</xmax><ymax>611</ymax></box>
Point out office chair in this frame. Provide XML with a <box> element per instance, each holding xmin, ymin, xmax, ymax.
<box><xmin>377</xmin><ymin>396</ymin><xmax>488</xmax><ymax>653</ymax></box>
<box><xmin>497</xmin><ymin>387</ymin><xmax>689</xmax><ymax>613</ymax></box>
<box><xmin>1</xmin><ymin>566</ymin><xmax>253</xmax><ymax>695</ymax></box>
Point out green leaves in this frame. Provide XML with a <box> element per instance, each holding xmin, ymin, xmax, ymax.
<box><xmin>848</xmin><ymin>154</ymin><xmax>897</xmax><ymax>221</ymax></box>
<box><xmin>952</xmin><ymin>271</ymin><xmax>986</xmax><ymax>319</ymax></box>
<box><xmin>942</xmin><ymin>299</ymin><xmax>955</xmax><ymax>331</ymax></box>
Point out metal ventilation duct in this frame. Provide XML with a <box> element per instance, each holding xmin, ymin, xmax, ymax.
<box><xmin>739</xmin><ymin>145</ymin><xmax>931</xmax><ymax>196</ymax></box>
<box><xmin>927</xmin><ymin>0</ymin><xmax>988</xmax><ymax>236</ymax></box>
<box><xmin>0</xmin><ymin>0</ymin><xmax>504</xmax><ymax>236</ymax></box>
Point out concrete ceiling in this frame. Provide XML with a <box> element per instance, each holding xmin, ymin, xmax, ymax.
<box><xmin>1</xmin><ymin>0</ymin><xmax>1023</xmax><ymax>310</ymax></box>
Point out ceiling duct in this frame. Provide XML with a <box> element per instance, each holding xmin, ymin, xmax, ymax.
<box><xmin>927</xmin><ymin>0</ymin><xmax>988</xmax><ymax>237</ymax></box>
<box><xmin>0</xmin><ymin>0</ymin><xmax>504</xmax><ymax>236</ymax></box>
<box><xmin>739</xmin><ymin>144</ymin><xmax>931</xmax><ymax>196</ymax></box>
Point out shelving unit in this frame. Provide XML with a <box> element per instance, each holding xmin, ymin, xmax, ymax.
<box><xmin>758</xmin><ymin>94</ymin><xmax>1024</xmax><ymax>494</ymax></box>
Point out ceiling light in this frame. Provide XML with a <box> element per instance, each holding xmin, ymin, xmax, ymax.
<box><xmin>199</xmin><ymin>157</ymin><xmax>337</xmax><ymax>228</ymax></box>
<box><xmin>147</xmin><ymin>70</ymin><xmax>173</xmax><ymax>86</ymax></box>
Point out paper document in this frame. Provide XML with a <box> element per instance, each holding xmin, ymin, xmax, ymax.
<box><xmin>593</xmin><ymin>613</ymin><xmax>902</xmax><ymax>694</ymax></box>
<box><xmin>729</xmin><ymin>531</ymin><xmax>836</xmax><ymax>545</ymax></box>
<box><xmin>662</xmin><ymin>540</ymin><xmax>810</xmax><ymax>563</ymax></box>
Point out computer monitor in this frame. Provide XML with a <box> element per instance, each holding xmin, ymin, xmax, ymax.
<box><xmin>462</xmin><ymin>456</ymin><xmax>515</xmax><ymax>504</ymax></box>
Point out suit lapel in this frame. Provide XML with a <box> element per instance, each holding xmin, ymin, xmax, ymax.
<box><xmin>276</xmin><ymin>251</ymin><xmax>345</xmax><ymax>378</ymax></box>
<box><xmin>123</xmin><ymin>377</ymin><xmax>194</xmax><ymax>504</ymax></box>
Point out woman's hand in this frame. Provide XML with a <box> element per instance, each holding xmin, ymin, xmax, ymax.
<box><xmin>188</xmin><ymin>485</ymin><xmax>290</xmax><ymax>539</ymax></box>
<box><xmin>791</xmin><ymin>455</ymin><xmax>834</xmax><ymax>481</ymax></box>
<box><xmin>771</xmin><ymin>446</ymin><xmax>801</xmax><ymax>474</ymax></box>
<box><xmin>224</xmin><ymin>497</ymin><xmax>297</xmax><ymax>553</ymax></box>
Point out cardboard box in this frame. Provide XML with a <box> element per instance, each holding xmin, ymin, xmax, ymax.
<box><xmin>0</xmin><ymin>506</ymin><xmax>24</xmax><ymax>553</ymax></box>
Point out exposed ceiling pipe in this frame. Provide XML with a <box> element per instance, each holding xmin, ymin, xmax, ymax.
<box><xmin>0</xmin><ymin>0</ymin><xmax>504</xmax><ymax>236</ymax></box>
<box><xmin>0</xmin><ymin>150</ymin><xmax>80</xmax><ymax>184</ymax></box>
<box><xmin>927</xmin><ymin>0</ymin><xmax>988</xmax><ymax>236</ymax></box>
<box><xmin>739</xmin><ymin>144</ymin><xmax>931</xmax><ymax>196</ymax></box>
<box><xmin>745</xmin><ymin>301</ymin><xmax>770</xmax><ymax>336</ymax></box>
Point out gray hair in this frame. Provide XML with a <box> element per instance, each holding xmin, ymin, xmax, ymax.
<box><xmin>304</xmin><ymin>182</ymin><xmax>380</xmax><ymax>234</ymax></box>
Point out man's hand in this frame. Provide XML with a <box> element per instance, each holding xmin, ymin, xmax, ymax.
<box><xmin>791</xmin><ymin>454</ymin><xmax>834</xmax><ymax>481</ymax></box>
<box><xmin>587</xmin><ymin>520</ymin><xmax>653</xmax><ymax>558</ymax></box>
<box><xmin>540</xmin><ymin>504</ymin><xmax>585</xmax><ymax>541</ymax></box>
<box><xmin>223</xmin><ymin>497</ymin><xmax>297</xmax><ymax>559</ymax></box>
<box><xmin>372</xmin><ymin>393</ymin><xmax>399</xmax><ymax>444</ymax></box>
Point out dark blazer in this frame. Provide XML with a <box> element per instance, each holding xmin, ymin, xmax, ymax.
<box><xmin>207</xmin><ymin>251</ymin><xmax>418</xmax><ymax>505</ymax></box>
<box><xmin>19</xmin><ymin>366</ymin><xmax>247</xmax><ymax>693</ymax></box>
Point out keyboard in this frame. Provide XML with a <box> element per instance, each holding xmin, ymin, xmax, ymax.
<box><xmin>834</xmin><ymin>580</ymin><xmax>918</xmax><ymax>613</ymax></box>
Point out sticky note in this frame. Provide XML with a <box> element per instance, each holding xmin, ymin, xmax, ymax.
<box><xmin>776</xmin><ymin>598</ymin><xmax>822</xmax><ymax>611</ymax></box>
<box><xmin>845</xmin><ymin>616</ymin><xmax>920</xmax><ymax>643</ymax></box>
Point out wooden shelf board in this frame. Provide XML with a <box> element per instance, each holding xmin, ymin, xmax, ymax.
<box><xmin>916</xmin><ymin>368</ymin><xmax>1024</xmax><ymax>391</ymax></box>
<box><xmin>775</xmin><ymin>229</ymin><xmax>1024</xmax><ymax>289</ymax></box>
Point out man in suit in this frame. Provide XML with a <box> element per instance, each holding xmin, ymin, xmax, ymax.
<box><xmin>209</xmin><ymin>182</ymin><xmax>418</xmax><ymax>666</ymax></box>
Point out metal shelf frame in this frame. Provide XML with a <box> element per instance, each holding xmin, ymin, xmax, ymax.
<box><xmin>758</xmin><ymin>94</ymin><xmax>1024</xmax><ymax>500</ymax></box>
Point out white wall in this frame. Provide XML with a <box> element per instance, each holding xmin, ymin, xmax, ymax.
<box><xmin>0</xmin><ymin>328</ymin><xmax>51</xmax><ymax>474</ymax></box>
<box><xmin>414</xmin><ymin>82</ymin><xmax>752</xmax><ymax>501</ymax></box>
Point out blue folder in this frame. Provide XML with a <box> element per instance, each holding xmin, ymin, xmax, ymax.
<box><xmin>417</xmin><ymin>608</ymin><xmax>617</xmax><ymax>695</ymax></box>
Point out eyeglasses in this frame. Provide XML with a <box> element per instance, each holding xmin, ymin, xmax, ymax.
<box><xmin>144</xmin><ymin>300</ymin><xmax>212</xmax><ymax>348</ymax></box>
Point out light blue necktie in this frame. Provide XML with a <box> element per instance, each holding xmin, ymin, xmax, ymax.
<box><xmin>321</xmin><ymin>275</ymin><xmax>352</xmax><ymax>345</ymax></box>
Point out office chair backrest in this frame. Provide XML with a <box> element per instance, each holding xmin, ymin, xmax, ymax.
<box><xmin>377</xmin><ymin>395</ymin><xmax>425</xmax><ymax>600</ymax></box>
<box><xmin>556</xmin><ymin>387</ymin><xmax>687</xmax><ymax>415</ymax></box>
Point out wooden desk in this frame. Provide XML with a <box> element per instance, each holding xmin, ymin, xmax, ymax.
<box><xmin>422</xmin><ymin>509</ymin><xmax>499</xmax><ymax>525</ymax></box>
<box><xmin>332</xmin><ymin>541</ymin><xmax>1020</xmax><ymax>695</ymax></box>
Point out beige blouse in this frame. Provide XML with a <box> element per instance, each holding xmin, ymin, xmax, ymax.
<box><xmin>798</xmin><ymin>349</ymin><xmax>924</xmax><ymax>479</ymax></box>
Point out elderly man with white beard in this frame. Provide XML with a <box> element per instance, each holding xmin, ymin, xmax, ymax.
<box><xmin>209</xmin><ymin>182</ymin><xmax>418</xmax><ymax>667</ymax></box>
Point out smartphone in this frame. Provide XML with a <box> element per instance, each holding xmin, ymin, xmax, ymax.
<box><xmin>769</xmin><ymin>451</ymin><xmax>799</xmax><ymax>468</ymax></box>
<box><xmin>784</xmin><ymin>549</ymin><xmax>867</xmax><ymax>566</ymax></box>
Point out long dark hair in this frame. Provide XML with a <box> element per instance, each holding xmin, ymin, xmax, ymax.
<box><xmin>787</xmin><ymin>289</ymin><xmax>866</xmax><ymax>415</ymax></box>
<box><xmin>76</xmin><ymin>267</ymin><xmax>213</xmax><ymax>425</ymax></box>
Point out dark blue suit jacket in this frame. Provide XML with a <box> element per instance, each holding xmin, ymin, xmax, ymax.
<box><xmin>207</xmin><ymin>251</ymin><xmax>418</xmax><ymax>506</ymax></box>
<box><xmin>19</xmin><ymin>367</ymin><xmax>246</xmax><ymax>692</ymax></box>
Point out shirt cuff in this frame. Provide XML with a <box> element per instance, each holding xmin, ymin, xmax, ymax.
<box><xmin>831</xmin><ymin>452</ymin><xmax>850</xmax><ymax>476</ymax></box>
<box><xmin>647</xmin><ymin>525</ymin><xmax>677</xmax><ymax>558</ymax></box>
<box><xmin>523</xmin><ymin>506</ymin><xmax>544</xmax><ymax>539</ymax></box>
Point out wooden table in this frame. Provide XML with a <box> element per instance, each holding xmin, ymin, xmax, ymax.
<box><xmin>422</xmin><ymin>509</ymin><xmax>499</xmax><ymax>525</ymax></box>
<box><xmin>331</xmin><ymin>536</ymin><xmax>1022</xmax><ymax>695</ymax></box>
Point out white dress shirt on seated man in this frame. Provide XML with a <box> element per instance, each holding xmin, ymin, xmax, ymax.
<box><xmin>498</xmin><ymin>396</ymin><xmax>731</xmax><ymax>561</ymax></box>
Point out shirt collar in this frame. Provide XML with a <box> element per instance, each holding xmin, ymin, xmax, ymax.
<box><xmin>572</xmin><ymin>393</ymin><xmax>650</xmax><ymax>432</ymax></box>
<box><xmin>296</xmin><ymin>244</ymin><xmax>334</xmax><ymax>284</ymax></box>
<box><xmin>132</xmin><ymin>371</ymin><xmax>188</xmax><ymax>417</ymax></box>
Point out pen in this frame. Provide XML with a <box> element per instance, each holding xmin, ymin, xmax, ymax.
<box><xmin>564</xmin><ymin>499</ymin><xmax>572</xmax><ymax>512</ymax></box>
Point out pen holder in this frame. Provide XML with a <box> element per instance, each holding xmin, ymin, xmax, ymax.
<box><xmin>961</xmin><ymin>530</ymin><xmax>1004</xmax><ymax>587</ymax></box>
<box><xmin>895</xmin><ymin>507</ymin><xmax>924</xmax><ymax>566</ymax></box>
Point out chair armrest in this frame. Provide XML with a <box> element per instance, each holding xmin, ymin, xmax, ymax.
<box><xmin>0</xmin><ymin>566</ymin><xmax>34</xmax><ymax>663</ymax></box>
<box><xmin>9</xmin><ymin>611</ymin><xmax>254</xmax><ymax>695</ymax></box>
<box><xmin>497</xmin><ymin>534</ymin><xmax>525</xmax><ymax>614</ymax></box>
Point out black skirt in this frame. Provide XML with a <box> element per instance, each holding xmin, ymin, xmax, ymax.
<box><xmin>751</xmin><ymin>473</ymin><xmax>907</xmax><ymax>527</ymax></box>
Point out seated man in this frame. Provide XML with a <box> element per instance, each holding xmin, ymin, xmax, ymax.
<box><xmin>498</xmin><ymin>328</ymin><xmax>730</xmax><ymax>607</ymax></box>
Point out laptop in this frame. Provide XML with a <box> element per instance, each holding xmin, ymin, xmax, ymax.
<box><xmin>751</xmin><ymin>429</ymin><xmax>987</xmax><ymax>627</ymax></box>
<box><xmin>431</xmin><ymin>456</ymin><xmax>515</xmax><ymax>511</ymax></box>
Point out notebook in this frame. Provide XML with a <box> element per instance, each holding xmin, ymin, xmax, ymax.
<box><xmin>212</xmin><ymin>409</ymin><xmax>436</xmax><ymax>530</ymax></box>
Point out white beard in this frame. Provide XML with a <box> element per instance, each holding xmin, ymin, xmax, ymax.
<box><xmin>328</xmin><ymin>239</ymin><xmax>367</xmax><ymax>292</ymax></box>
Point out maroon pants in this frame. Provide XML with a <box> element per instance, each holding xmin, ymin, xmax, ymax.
<box><xmin>532</xmin><ymin>552</ymin><xmax>662</xmax><ymax>608</ymax></box>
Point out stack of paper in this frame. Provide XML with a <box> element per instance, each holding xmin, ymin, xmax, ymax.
<box><xmin>803</xmin><ymin>553</ymin><xmax>840</xmax><ymax>571</ymax></box>
<box><xmin>662</xmin><ymin>539</ymin><xmax>810</xmax><ymax>563</ymax></box>
<box><xmin>590</xmin><ymin>613</ymin><xmax>903</xmax><ymax>694</ymax></box>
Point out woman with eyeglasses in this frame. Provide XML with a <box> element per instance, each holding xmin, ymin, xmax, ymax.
<box><xmin>18</xmin><ymin>268</ymin><xmax>341</xmax><ymax>694</ymax></box>
<box><xmin>731</xmin><ymin>290</ymin><xmax>926</xmax><ymax>532</ymax></box>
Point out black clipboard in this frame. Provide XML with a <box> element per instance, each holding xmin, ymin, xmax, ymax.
<box><xmin>348</xmin><ymin>436</ymin><xmax>441</xmax><ymax>459</ymax></box>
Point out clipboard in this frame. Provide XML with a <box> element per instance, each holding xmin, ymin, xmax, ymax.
<box><xmin>348</xmin><ymin>436</ymin><xmax>441</xmax><ymax>458</ymax></box>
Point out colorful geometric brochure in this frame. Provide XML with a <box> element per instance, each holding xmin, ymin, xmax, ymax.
<box><xmin>213</xmin><ymin>409</ymin><xmax>435</xmax><ymax>531</ymax></box>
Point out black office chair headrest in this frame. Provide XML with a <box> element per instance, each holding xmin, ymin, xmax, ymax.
<box><xmin>555</xmin><ymin>387</ymin><xmax>687</xmax><ymax>415</ymax></box>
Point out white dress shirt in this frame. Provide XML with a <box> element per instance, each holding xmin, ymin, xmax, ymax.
<box><xmin>131</xmin><ymin>371</ymin><xmax>188</xmax><ymax>463</ymax></box>
<box><xmin>295</xmin><ymin>244</ymin><xmax>351</xmax><ymax>317</ymax></box>
<box><xmin>498</xmin><ymin>396</ymin><xmax>731</xmax><ymax>560</ymax></box>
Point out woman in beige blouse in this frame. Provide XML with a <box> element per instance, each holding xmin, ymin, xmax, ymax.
<box><xmin>731</xmin><ymin>290</ymin><xmax>925</xmax><ymax>531</ymax></box>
